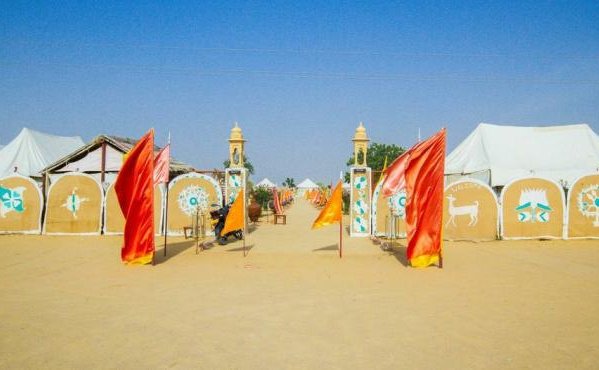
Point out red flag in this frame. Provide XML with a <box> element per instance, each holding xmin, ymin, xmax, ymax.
<box><xmin>115</xmin><ymin>130</ymin><xmax>155</xmax><ymax>265</ymax></box>
<box><xmin>381</xmin><ymin>151</ymin><xmax>408</xmax><ymax>198</ymax></box>
<box><xmin>153</xmin><ymin>143</ymin><xmax>170</xmax><ymax>185</ymax></box>
<box><xmin>382</xmin><ymin>128</ymin><xmax>446</xmax><ymax>267</ymax></box>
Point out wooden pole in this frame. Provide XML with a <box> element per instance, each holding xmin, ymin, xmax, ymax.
<box><xmin>339</xmin><ymin>217</ymin><xmax>343</xmax><ymax>259</ymax></box>
<box><xmin>100</xmin><ymin>141</ymin><xmax>107</xmax><ymax>184</ymax></box>
<box><xmin>164</xmin><ymin>185</ymin><xmax>169</xmax><ymax>256</ymax></box>
<box><xmin>439</xmin><ymin>250</ymin><xmax>443</xmax><ymax>269</ymax></box>
<box><xmin>243</xmin><ymin>185</ymin><xmax>247</xmax><ymax>257</ymax></box>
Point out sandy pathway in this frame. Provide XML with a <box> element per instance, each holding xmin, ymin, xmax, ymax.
<box><xmin>1</xmin><ymin>199</ymin><xmax>598</xmax><ymax>369</ymax></box>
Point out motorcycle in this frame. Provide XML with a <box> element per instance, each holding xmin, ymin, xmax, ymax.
<box><xmin>210</xmin><ymin>204</ymin><xmax>243</xmax><ymax>245</ymax></box>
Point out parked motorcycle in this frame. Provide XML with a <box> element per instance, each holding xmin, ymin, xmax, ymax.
<box><xmin>210</xmin><ymin>204</ymin><xmax>243</xmax><ymax>245</ymax></box>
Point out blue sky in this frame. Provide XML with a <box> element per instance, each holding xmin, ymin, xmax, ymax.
<box><xmin>1</xmin><ymin>1</ymin><xmax>598</xmax><ymax>184</ymax></box>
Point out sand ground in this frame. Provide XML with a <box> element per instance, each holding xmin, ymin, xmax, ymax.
<box><xmin>1</xmin><ymin>199</ymin><xmax>599</xmax><ymax>369</ymax></box>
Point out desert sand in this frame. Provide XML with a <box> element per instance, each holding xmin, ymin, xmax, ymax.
<box><xmin>1</xmin><ymin>198</ymin><xmax>599</xmax><ymax>369</ymax></box>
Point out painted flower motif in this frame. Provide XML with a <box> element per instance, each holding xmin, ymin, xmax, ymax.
<box><xmin>353</xmin><ymin>216</ymin><xmax>368</xmax><ymax>233</ymax></box>
<box><xmin>354</xmin><ymin>175</ymin><xmax>367</xmax><ymax>190</ymax></box>
<box><xmin>577</xmin><ymin>184</ymin><xmax>599</xmax><ymax>227</ymax></box>
<box><xmin>61</xmin><ymin>188</ymin><xmax>88</xmax><ymax>219</ymax></box>
<box><xmin>388</xmin><ymin>190</ymin><xmax>407</xmax><ymax>218</ymax></box>
<box><xmin>229</xmin><ymin>175</ymin><xmax>241</xmax><ymax>188</ymax></box>
<box><xmin>178</xmin><ymin>185</ymin><xmax>209</xmax><ymax>216</ymax></box>
<box><xmin>353</xmin><ymin>198</ymin><xmax>368</xmax><ymax>215</ymax></box>
<box><xmin>0</xmin><ymin>185</ymin><xmax>26</xmax><ymax>218</ymax></box>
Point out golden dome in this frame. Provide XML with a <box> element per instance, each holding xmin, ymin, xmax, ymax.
<box><xmin>229</xmin><ymin>122</ymin><xmax>245</xmax><ymax>142</ymax></box>
<box><xmin>352</xmin><ymin>122</ymin><xmax>369</xmax><ymax>142</ymax></box>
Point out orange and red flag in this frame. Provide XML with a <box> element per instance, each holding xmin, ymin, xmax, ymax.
<box><xmin>221</xmin><ymin>190</ymin><xmax>245</xmax><ymax>236</ymax></box>
<box><xmin>381</xmin><ymin>128</ymin><xmax>446</xmax><ymax>267</ymax></box>
<box><xmin>312</xmin><ymin>181</ymin><xmax>343</xmax><ymax>229</ymax></box>
<box><xmin>115</xmin><ymin>129</ymin><xmax>155</xmax><ymax>265</ymax></box>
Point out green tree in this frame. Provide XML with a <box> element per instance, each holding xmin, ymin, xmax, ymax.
<box><xmin>223</xmin><ymin>154</ymin><xmax>255</xmax><ymax>175</ymax></box>
<box><xmin>251</xmin><ymin>186</ymin><xmax>273</xmax><ymax>210</ymax></box>
<box><xmin>283</xmin><ymin>177</ymin><xmax>296</xmax><ymax>188</ymax></box>
<box><xmin>345</xmin><ymin>143</ymin><xmax>405</xmax><ymax>184</ymax></box>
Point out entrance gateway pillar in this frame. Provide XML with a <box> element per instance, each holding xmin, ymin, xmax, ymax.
<box><xmin>349</xmin><ymin>122</ymin><xmax>372</xmax><ymax>237</ymax></box>
<box><xmin>225</xmin><ymin>122</ymin><xmax>247</xmax><ymax>205</ymax></box>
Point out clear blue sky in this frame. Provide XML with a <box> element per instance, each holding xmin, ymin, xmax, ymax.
<box><xmin>1</xmin><ymin>1</ymin><xmax>598</xmax><ymax>184</ymax></box>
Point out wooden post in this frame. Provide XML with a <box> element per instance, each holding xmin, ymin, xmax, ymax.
<box><xmin>163</xmin><ymin>185</ymin><xmax>169</xmax><ymax>256</ymax></box>
<box><xmin>100</xmin><ymin>142</ymin><xmax>107</xmax><ymax>184</ymax></box>
<box><xmin>339</xmin><ymin>217</ymin><xmax>343</xmax><ymax>259</ymax></box>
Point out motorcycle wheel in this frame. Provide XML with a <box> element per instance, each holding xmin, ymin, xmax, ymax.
<box><xmin>234</xmin><ymin>231</ymin><xmax>243</xmax><ymax>240</ymax></box>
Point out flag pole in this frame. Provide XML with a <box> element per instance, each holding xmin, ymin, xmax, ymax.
<box><xmin>339</xmin><ymin>216</ymin><xmax>343</xmax><ymax>258</ymax></box>
<box><xmin>339</xmin><ymin>173</ymin><xmax>343</xmax><ymax>259</ymax></box>
<box><xmin>163</xmin><ymin>132</ymin><xmax>171</xmax><ymax>257</ymax></box>
<box><xmin>243</xmin><ymin>180</ymin><xmax>247</xmax><ymax>257</ymax></box>
<box><xmin>163</xmin><ymin>184</ymin><xmax>169</xmax><ymax>256</ymax></box>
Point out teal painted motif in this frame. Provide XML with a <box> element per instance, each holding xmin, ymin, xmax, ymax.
<box><xmin>0</xmin><ymin>185</ymin><xmax>26</xmax><ymax>218</ymax></box>
<box><xmin>577</xmin><ymin>184</ymin><xmax>599</xmax><ymax>227</ymax></box>
<box><xmin>516</xmin><ymin>188</ymin><xmax>551</xmax><ymax>223</ymax></box>
<box><xmin>61</xmin><ymin>188</ymin><xmax>88</xmax><ymax>219</ymax></box>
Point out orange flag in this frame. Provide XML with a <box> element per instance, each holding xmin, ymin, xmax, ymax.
<box><xmin>115</xmin><ymin>129</ymin><xmax>155</xmax><ymax>265</ymax></box>
<box><xmin>312</xmin><ymin>181</ymin><xmax>343</xmax><ymax>229</ymax></box>
<box><xmin>402</xmin><ymin>128</ymin><xmax>446</xmax><ymax>267</ymax></box>
<box><xmin>221</xmin><ymin>190</ymin><xmax>245</xmax><ymax>236</ymax></box>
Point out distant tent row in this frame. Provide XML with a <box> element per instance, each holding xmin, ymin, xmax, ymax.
<box><xmin>296</xmin><ymin>178</ymin><xmax>319</xmax><ymax>196</ymax></box>
<box><xmin>372</xmin><ymin>174</ymin><xmax>599</xmax><ymax>240</ymax></box>
<box><xmin>255</xmin><ymin>178</ymin><xmax>276</xmax><ymax>188</ymax></box>
<box><xmin>0</xmin><ymin>172</ymin><xmax>223</xmax><ymax>235</ymax></box>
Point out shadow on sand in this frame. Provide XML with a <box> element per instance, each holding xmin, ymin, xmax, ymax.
<box><xmin>154</xmin><ymin>240</ymin><xmax>197</xmax><ymax>265</ymax></box>
<box><xmin>381</xmin><ymin>241</ymin><xmax>410</xmax><ymax>267</ymax></box>
<box><xmin>225</xmin><ymin>244</ymin><xmax>254</xmax><ymax>253</ymax></box>
<box><xmin>313</xmin><ymin>244</ymin><xmax>340</xmax><ymax>252</ymax></box>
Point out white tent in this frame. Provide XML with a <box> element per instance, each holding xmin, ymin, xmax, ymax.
<box><xmin>255</xmin><ymin>178</ymin><xmax>276</xmax><ymax>188</ymax></box>
<box><xmin>0</xmin><ymin>128</ymin><xmax>85</xmax><ymax>179</ymax></box>
<box><xmin>297</xmin><ymin>178</ymin><xmax>319</xmax><ymax>190</ymax></box>
<box><xmin>445</xmin><ymin>123</ymin><xmax>599</xmax><ymax>188</ymax></box>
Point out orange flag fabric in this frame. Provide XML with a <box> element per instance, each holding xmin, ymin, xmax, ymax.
<box><xmin>115</xmin><ymin>130</ymin><xmax>155</xmax><ymax>265</ymax></box>
<box><xmin>221</xmin><ymin>190</ymin><xmax>245</xmax><ymax>236</ymax></box>
<box><xmin>153</xmin><ymin>143</ymin><xmax>170</xmax><ymax>185</ymax></box>
<box><xmin>312</xmin><ymin>181</ymin><xmax>343</xmax><ymax>229</ymax></box>
<box><xmin>386</xmin><ymin>128</ymin><xmax>446</xmax><ymax>267</ymax></box>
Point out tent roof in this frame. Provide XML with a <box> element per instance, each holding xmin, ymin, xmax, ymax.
<box><xmin>42</xmin><ymin>134</ymin><xmax>195</xmax><ymax>175</ymax></box>
<box><xmin>445</xmin><ymin>123</ymin><xmax>599</xmax><ymax>187</ymax></box>
<box><xmin>0</xmin><ymin>127</ymin><xmax>85</xmax><ymax>178</ymax></box>
<box><xmin>255</xmin><ymin>178</ymin><xmax>276</xmax><ymax>188</ymax></box>
<box><xmin>297</xmin><ymin>178</ymin><xmax>319</xmax><ymax>188</ymax></box>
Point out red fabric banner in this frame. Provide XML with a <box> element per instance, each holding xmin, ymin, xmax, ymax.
<box><xmin>115</xmin><ymin>130</ymin><xmax>155</xmax><ymax>265</ymax></box>
<box><xmin>404</xmin><ymin>128</ymin><xmax>446</xmax><ymax>267</ymax></box>
<box><xmin>153</xmin><ymin>143</ymin><xmax>170</xmax><ymax>185</ymax></box>
<box><xmin>381</xmin><ymin>128</ymin><xmax>446</xmax><ymax>267</ymax></box>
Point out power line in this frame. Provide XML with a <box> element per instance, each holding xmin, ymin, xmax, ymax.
<box><xmin>2</xmin><ymin>61</ymin><xmax>598</xmax><ymax>85</ymax></box>
<box><xmin>6</xmin><ymin>40</ymin><xmax>599</xmax><ymax>61</ymax></box>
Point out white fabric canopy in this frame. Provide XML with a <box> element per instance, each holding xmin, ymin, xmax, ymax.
<box><xmin>256</xmin><ymin>178</ymin><xmax>276</xmax><ymax>188</ymax></box>
<box><xmin>297</xmin><ymin>178</ymin><xmax>319</xmax><ymax>189</ymax></box>
<box><xmin>0</xmin><ymin>128</ymin><xmax>85</xmax><ymax>178</ymax></box>
<box><xmin>445</xmin><ymin>123</ymin><xmax>599</xmax><ymax>188</ymax></box>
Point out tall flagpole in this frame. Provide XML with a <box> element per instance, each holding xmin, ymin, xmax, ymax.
<box><xmin>243</xmin><ymin>176</ymin><xmax>247</xmax><ymax>257</ymax></box>
<box><xmin>163</xmin><ymin>132</ymin><xmax>171</xmax><ymax>257</ymax></box>
<box><xmin>339</xmin><ymin>173</ymin><xmax>343</xmax><ymax>259</ymax></box>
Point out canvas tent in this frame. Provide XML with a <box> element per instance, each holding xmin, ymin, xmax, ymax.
<box><xmin>297</xmin><ymin>178</ymin><xmax>319</xmax><ymax>196</ymax></box>
<box><xmin>0</xmin><ymin>128</ymin><xmax>85</xmax><ymax>179</ymax></box>
<box><xmin>256</xmin><ymin>178</ymin><xmax>276</xmax><ymax>188</ymax></box>
<box><xmin>42</xmin><ymin>134</ymin><xmax>195</xmax><ymax>186</ymax></box>
<box><xmin>445</xmin><ymin>123</ymin><xmax>599</xmax><ymax>188</ymax></box>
